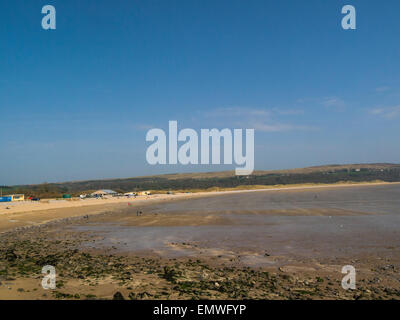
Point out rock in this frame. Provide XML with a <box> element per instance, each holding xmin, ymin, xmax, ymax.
<box><xmin>128</xmin><ymin>292</ymin><xmax>137</xmax><ymax>300</ymax></box>
<box><xmin>113</xmin><ymin>291</ymin><xmax>125</xmax><ymax>300</ymax></box>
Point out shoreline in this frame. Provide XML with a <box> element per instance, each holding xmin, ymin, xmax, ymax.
<box><xmin>0</xmin><ymin>181</ymin><xmax>399</xmax><ymax>299</ymax></box>
<box><xmin>0</xmin><ymin>181</ymin><xmax>399</xmax><ymax>233</ymax></box>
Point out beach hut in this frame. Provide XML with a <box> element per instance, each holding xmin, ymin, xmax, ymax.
<box><xmin>0</xmin><ymin>196</ymin><xmax>11</xmax><ymax>202</ymax></box>
<box><xmin>0</xmin><ymin>194</ymin><xmax>24</xmax><ymax>202</ymax></box>
<box><xmin>10</xmin><ymin>194</ymin><xmax>24</xmax><ymax>202</ymax></box>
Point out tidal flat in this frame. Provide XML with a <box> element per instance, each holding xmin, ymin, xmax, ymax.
<box><xmin>1</xmin><ymin>184</ymin><xmax>399</xmax><ymax>299</ymax></box>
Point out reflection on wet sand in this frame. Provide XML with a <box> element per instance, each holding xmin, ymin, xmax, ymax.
<box><xmin>72</xmin><ymin>184</ymin><xmax>400</xmax><ymax>267</ymax></box>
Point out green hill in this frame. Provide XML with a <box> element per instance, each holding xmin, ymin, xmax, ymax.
<box><xmin>2</xmin><ymin>163</ymin><xmax>400</xmax><ymax>198</ymax></box>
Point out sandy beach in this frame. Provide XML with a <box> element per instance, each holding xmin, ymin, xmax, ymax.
<box><xmin>1</xmin><ymin>182</ymin><xmax>399</xmax><ymax>300</ymax></box>
<box><xmin>0</xmin><ymin>181</ymin><xmax>397</xmax><ymax>232</ymax></box>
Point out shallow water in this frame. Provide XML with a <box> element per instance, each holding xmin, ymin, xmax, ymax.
<box><xmin>147</xmin><ymin>184</ymin><xmax>400</xmax><ymax>215</ymax></box>
<box><xmin>71</xmin><ymin>184</ymin><xmax>400</xmax><ymax>266</ymax></box>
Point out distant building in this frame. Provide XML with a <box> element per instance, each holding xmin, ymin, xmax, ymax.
<box><xmin>0</xmin><ymin>196</ymin><xmax>11</xmax><ymax>202</ymax></box>
<box><xmin>0</xmin><ymin>194</ymin><xmax>24</xmax><ymax>202</ymax></box>
<box><xmin>91</xmin><ymin>189</ymin><xmax>117</xmax><ymax>197</ymax></box>
<box><xmin>10</xmin><ymin>194</ymin><xmax>24</xmax><ymax>201</ymax></box>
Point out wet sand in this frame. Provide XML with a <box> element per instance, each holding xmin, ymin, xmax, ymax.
<box><xmin>0</xmin><ymin>181</ymin><xmax>396</xmax><ymax>233</ymax></box>
<box><xmin>71</xmin><ymin>183</ymin><xmax>400</xmax><ymax>263</ymax></box>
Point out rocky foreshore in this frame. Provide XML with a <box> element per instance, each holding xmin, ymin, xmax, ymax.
<box><xmin>0</xmin><ymin>218</ymin><xmax>399</xmax><ymax>300</ymax></box>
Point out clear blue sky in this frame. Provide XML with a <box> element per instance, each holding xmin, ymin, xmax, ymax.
<box><xmin>1</xmin><ymin>0</ymin><xmax>400</xmax><ymax>185</ymax></box>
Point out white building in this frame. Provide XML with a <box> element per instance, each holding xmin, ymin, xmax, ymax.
<box><xmin>91</xmin><ymin>189</ymin><xmax>117</xmax><ymax>197</ymax></box>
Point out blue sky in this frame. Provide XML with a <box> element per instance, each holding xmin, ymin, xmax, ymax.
<box><xmin>1</xmin><ymin>0</ymin><xmax>400</xmax><ymax>185</ymax></box>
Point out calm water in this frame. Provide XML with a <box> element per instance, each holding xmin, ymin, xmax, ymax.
<box><xmin>146</xmin><ymin>184</ymin><xmax>400</xmax><ymax>215</ymax></box>
<box><xmin>72</xmin><ymin>184</ymin><xmax>400</xmax><ymax>265</ymax></box>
